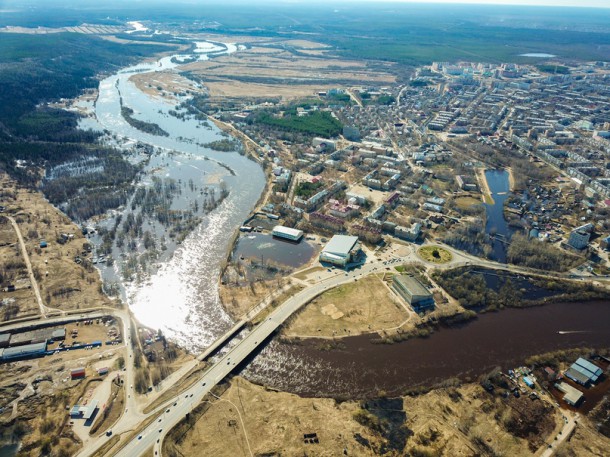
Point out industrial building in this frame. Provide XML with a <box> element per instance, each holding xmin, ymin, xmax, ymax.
<box><xmin>392</xmin><ymin>275</ymin><xmax>435</xmax><ymax>312</ymax></box>
<box><xmin>71</xmin><ymin>367</ymin><xmax>86</xmax><ymax>380</ymax></box>
<box><xmin>70</xmin><ymin>400</ymin><xmax>99</xmax><ymax>422</ymax></box>
<box><xmin>271</xmin><ymin>225</ymin><xmax>303</xmax><ymax>242</ymax></box>
<box><xmin>0</xmin><ymin>341</ymin><xmax>47</xmax><ymax>361</ymax></box>
<box><xmin>319</xmin><ymin>235</ymin><xmax>360</xmax><ymax>267</ymax></box>
<box><xmin>567</xmin><ymin>229</ymin><xmax>590</xmax><ymax>250</ymax></box>
<box><xmin>565</xmin><ymin>357</ymin><xmax>603</xmax><ymax>386</ymax></box>
<box><xmin>555</xmin><ymin>382</ymin><xmax>583</xmax><ymax>406</ymax></box>
<box><xmin>8</xmin><ymin>327</ymin><xmax>65</xmax><ymax>346</ymax></box>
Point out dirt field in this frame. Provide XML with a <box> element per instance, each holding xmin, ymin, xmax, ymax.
<box><xmin>164</xmin><ymin>376</ymin><xmax>381</xmax><ymax>457</ymax></box>
<box><xmin>278</xmin><ymin>39</ymin><xmax>332</xmax><ymax>49</ymax></box>
<box><xmin>130</xmin><ymin>71</ymin><xmax>201</xmax><ymax>102</ymax></box>
<box><xmin>176</xmin><ymin>46</ymin><xmax>395</xmax><ymax>101</ymax></box>
<box><xmin>454</xmin><ymin>195</ymin><xmax>482</xmax><ymax>209</ymax></box>
<box><xmin>204</xmin><ymin>80</ymin><xmax>336</xmax><ymax>99</ymax></box>
<box><xmin>555</xmin><ymin>415</ymin><xmax>610</xmax><ymax>456</ymax></box>
<box><xmin>284</xmin><ymin>275</ymin><xmax>410</xmax><ymax>338</ymax></box>
<box><xmin>0</xmin><ymin>174</ymin><xmax>117</xmax><ymax>315</ymax></box>
<box><xmin>166</xmin><ymin>377</ymin><xmax>567</xmax><ymax>457</ymax></box>
<box><xmin>404</xmin><ymin>383</ymin><xmax>557</xmax><ymax>456</ymax></box>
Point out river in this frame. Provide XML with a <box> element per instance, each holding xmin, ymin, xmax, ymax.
<box><xmin>81</xmin><ymin>39</ymin><xmax>266</xmax><ymax>350</ymax></box>
<box><xmin>483</xmin><ymin>169</ymin><xmax>513</xmax><ymax>262</ymax></box>
<box><xmin>80</xmin><ymin>36</ymin><xmax>609</xmax><ymax>399</ymax></box>
<box><xmin>241</xmin><ymin>300</ymin><xmax>610</xmax><ymax>398</ymax></box>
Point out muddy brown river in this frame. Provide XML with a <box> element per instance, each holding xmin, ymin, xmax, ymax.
<box><xmin>243</xmin><ymin>300</ymin><xmax>610</xmax><ymax>398</ymax></box>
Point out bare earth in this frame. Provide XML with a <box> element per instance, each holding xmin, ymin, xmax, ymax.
<box><xmin>166</xmin><ymin>376</ymin><xmax>380</xmax><ymax>457</ymax></box>
<box><xmin>284</xmin><ymin>275</ymin><xmax>411</xmax><ymax>338</ymax></box>
<box><xmin>0</xmin><ymin>174</ymin><xmax>116</xmax><ymax>318</ymax></box>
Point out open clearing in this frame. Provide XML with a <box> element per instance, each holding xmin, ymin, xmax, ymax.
<box><xmin>164</xmin><ymin>377</ymin><xmax>380</xmax><ymax>457</ymax></box>
<box><xmin>418</xmin><ymin>246</ymin><xmax>453</xmax><ymax>264</ymax></box>
<box><xmin>0</xmin><ymin>174</ymin><xmax>116</xmax><ymax>317</ymax></box>
<box><xmin>176</xmin><ymin>46</ymin><xmax>395</xmax><ymax>101</ymax></box>
<box><xmin>284</xmin><ymin>275</ymin><xmax>410</xmax><ymax>338</ymax></box>
<box><xmin>454</xmin><ymin>195</ymin><xmax>483</xmax><ymax>209</ymax></box>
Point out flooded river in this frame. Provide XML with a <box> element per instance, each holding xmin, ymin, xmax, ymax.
<box><xmin>81</xmin><ymin>34</ymin><xmax>609</xmax><ymax>398</ymax></box>
<box><xmin>242</xmin><ymin>300</ymin><xmax>610</xmax><ymax>398</ymax></box>
<box><xmin>81</xmin><ymin>40</ymin><xmax>265</xmax><ymax>349</ymax></box>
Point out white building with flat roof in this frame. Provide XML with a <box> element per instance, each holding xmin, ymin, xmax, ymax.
<box><xmin>272</xmin><ymin>225</ymin><xmax>303</xmax><ymax>242</ymax></box>
<box><xmin>319</xmin><ymin>235</ymin><xmax>360</xmax><ymax>267</ymax></box>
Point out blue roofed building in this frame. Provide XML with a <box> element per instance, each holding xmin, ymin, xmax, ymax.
<box><xmin>565</xmin><ymin>357</ymin><xmax>603</xmax><ymax>386</ymax></box>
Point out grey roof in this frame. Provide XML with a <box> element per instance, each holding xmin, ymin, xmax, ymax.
<box><xmin>574</xmin><ymin>358</ymin><xmax>603</xmax><ymax>377</ymax></box>
<box><xmin>565</xmin><ymin>367</ymin><xmax>590</xmax><ymax>385</ymax></box>
<box><xmin>322</xmin><ymin>235</ymin><xmax>359</xmax><ymax>256</ymax></box>
<box><xmin>394</xmin><ymin>275</ymin><xmax>431</xmax><ymax>297</ymax></box>
<box><xmin>555</xmin><ymin>382</ymin><xmax>583</xmax><ymax>405</ymax></box>
<box><xmin>83</xmin><ymin>400</ymin><xmax>99</xmax><ymax>420</ymax></box>
<box><xmin>0</xmin><ymin>334</ymin><xmax>10</xmax><ymax>343</ymax></box>
<box><xmin>1</xmin><ymin>341</ymin><xmax>47</xmax><ymax>360</ymax></box>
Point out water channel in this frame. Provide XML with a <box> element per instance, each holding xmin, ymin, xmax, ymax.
<box><xmin>483</xmin><ymin>169</ymin><xmax>513</xmax><ymax>262</ymax></box>
<box><xmin>80</xmin><ymin>35</ymin><xmax>610</xmax><ymax>398</ymax></box>
<box><xmin>81</xmin><ymin>40</ymin><xmax>266</xmax><ymax>350</ymax></box>
<box><xmin>242</xmin><ymin>300</ymin><xmax>610</xmax><ymax>398</ymax></box>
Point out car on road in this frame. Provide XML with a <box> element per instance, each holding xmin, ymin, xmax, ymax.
<box><xmin>159</xmin><ymin>429</ymin><xmax>163</xmax><ymax>433</ymax></box>
<box><xmin>138</xmin><ymin>435</ymin><xmax>142</xmax><ymax>440</ymax></box>
<box><xmin>166</xmin><ymin>409</ymin><xmax>170</xmax><ymax>413</ymax></box>
<box><xmin>106</xmin><ymin>430</ymin><xmax>112</xmax><ymax>437</ymax></box>
<box><xmin>173</xmin><ymin>402</ymin><xmax>177</xmax><ymax>406</ymax></box>
<box><xmin>202</xmin><ymin>382</ymin><xmax>206</xmax><ymax>386</ymax></box>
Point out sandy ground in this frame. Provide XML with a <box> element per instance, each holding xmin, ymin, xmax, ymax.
<box><xmin>507</xmin><ymin>166</ymin><xmax>516</xmax><ymax>191</ymax></box>
<box><xmin>278</xmin><ymin>39</ymin><xmax>332</xmax><ymax>49</ymax></box>
<box><xmin>166</xmin><ymin>376</ymin><xmax>380</xmax><ymax>457</ymax></box>
<box><xmin>476</xmin><ymin>168</ymin><xmax>494</xmax><ymax>204</ymax></box>
<box><xmin>554</xmin><ymin>415</ymin><xmax>610</xmax><ymax>456</ymax></box>
<box><xmin>168</xmin><ymin>377</ymin><xmax>568</xmax><ymax>457</ymax></box>
<box><xmin>205</xmin><ymin>80</ymin><xmax>336</xmax><ymax>99</ymax></box>
<box><xmin>284</xmin><ymin>275</ymin><xmax>411</xmax><ymax>338</ymax></box>
<box><xmin>0</xmin><ymin>174</ymin><xmax>117</xmax><ymax>315</ymax></box>
<box><xmin>347</xmin><ymin>183</ymin><xmax>391</xmax><ymax>205</ymax></box>
<box><xmin>403</xmin><ymin>383</ymin><xmax>558</xmax><ymax>456</ymax></box>
<box><xmin>130</xmin><ymin>71</ymin><xmax>200</xmax><ymax>102</ymax></box>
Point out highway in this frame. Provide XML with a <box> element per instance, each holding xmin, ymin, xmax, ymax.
<box><xmin>75</xmin><ymin>241</ymin><xmax>608</xmax><ymax>457</ymax></box>
<box><xmin>112</xmin><ymin>260</ymin><xmax>386</xmax><ymax>457</ymax></box>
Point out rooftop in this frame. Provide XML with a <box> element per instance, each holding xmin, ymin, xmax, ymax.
<box><xmin>322</xmin><ymin>235</ymin><xmax>359</xmax><ymax>256</ymax></box>
<box><xmin>394</xmin><ymin>275</ymin><xmax>431</xmax><ymax>297</ymax></box>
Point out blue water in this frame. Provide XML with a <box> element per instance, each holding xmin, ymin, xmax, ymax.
<box><xmin>483</xmin><ymin>169</ymin><xmax>513</xmax><ymax>262</ymax></box>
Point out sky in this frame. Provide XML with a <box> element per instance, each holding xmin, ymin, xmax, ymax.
<box><xmin>1</xmin><ymin>0</ymin><xmax>609</xmax><ymax>8</ymax></box>
<box><xmin>332</xmin><ymin>0</ymin><xmax>610</xmax><ymax>6</ymax></box>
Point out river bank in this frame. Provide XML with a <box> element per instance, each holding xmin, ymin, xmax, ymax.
<box><xmin>476</xmin><ymin>167</ymin><xmax>494</xmax><ymax>204</ymax></box>
<box><xmin>242</xmin><ymin>299</ymin><xmax>610</xmax><ymax>398</ymax></box>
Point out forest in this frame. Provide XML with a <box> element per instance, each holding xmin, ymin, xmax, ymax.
<box><xmin>0</xmin><ymin>32</ymin><xmax>169</xmax><ymax>216</ymax></box>
<box><xmin>250</xmin><ymin>110</ymin><xmax>343</xmax><ymax>138</ymax></box>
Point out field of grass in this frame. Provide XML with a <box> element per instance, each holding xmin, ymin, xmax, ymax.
<box><xmin>418</xmin><ymin>246</ymin><xmax>453</xmax><ymax>264</ymax></box>
<box><xmin>284</xmin><ymin>275</ymin><xmax>409</xmax><ymax>337</ymax></box>
<box><xmin>454</xmin><ymin>196</ymin><xmax>482</xmax><ymax>210</ymax></box>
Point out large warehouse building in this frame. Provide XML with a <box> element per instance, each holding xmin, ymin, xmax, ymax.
<box><xmin>565</xmin><ymin>357</ymin><xmax>603</xmax><ymax>386</ymax></box>
<box><xmin>319</xmin><ymin>235</ymin><xmax>360</xmax><ymax>267</ymax></box>
<box><xmin>272</xmin><ymin>225</ymin><xmax>303</xmax><ymax>242</ymax></box>
<box><xmin>392</xmin><ymin>275</ymin><xmax>435</xmax><ymax>312</ymax></box>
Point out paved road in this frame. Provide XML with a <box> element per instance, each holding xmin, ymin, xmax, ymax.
<box><xmin>111</xmin><ymin>262</ymin><xmax>385</xmax><ymax>457</ymax></box>
<box><xmin>80</xmin><ymin>242</ymin><xmax>607</xmax><ymax>457</ymax></box>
